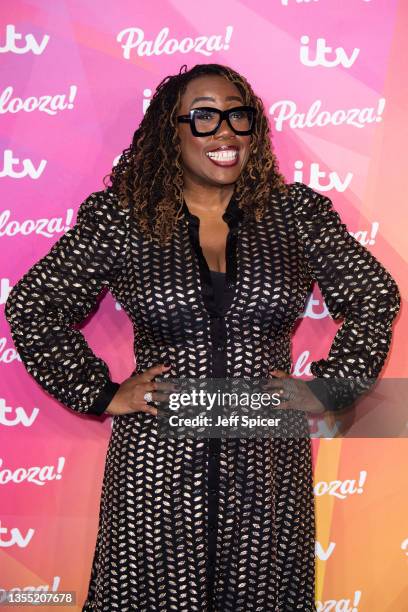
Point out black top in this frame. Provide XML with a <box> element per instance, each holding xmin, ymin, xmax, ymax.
<box><xmin>207</xmin><ymin>269</ymin><xmax>227</xmax><ymax>608</ymax></box>
<box><xmin>208</xmin><ymin>269</ymin><xmax>228</xmax><ymax>381</ymax></box>
<box><xmin>209</xmin><ymin>270</ymin><xmax>226</xmax><ymax>315</ymax></box>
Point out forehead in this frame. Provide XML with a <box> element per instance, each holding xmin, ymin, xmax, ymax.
<box><xmin>180</xmin><ymin>75</ymin><xmax>243</xmax><ymax>108</ymax></box>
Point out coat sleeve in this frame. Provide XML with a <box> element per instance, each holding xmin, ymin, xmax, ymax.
<box><xmin>4</xmin><ymin>189</ymin><xmax>130</xmax><ymax>416</ymax></box>
<box><xmin>290</xmin><ymin>182</ymin><xmax>401</xmax><ymax>412</ymax></box>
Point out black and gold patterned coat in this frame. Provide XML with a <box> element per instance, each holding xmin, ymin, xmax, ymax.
<box><xmin>5</xmin><ymin>182</ymin><xmax>400</xmax><ymax>611</ymax></box>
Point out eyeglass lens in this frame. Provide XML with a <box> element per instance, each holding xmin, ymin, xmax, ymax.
<box><xmin>193</xmin><ymin>108</ymin><xmax>253</xmax><ymax>134</ymax></box>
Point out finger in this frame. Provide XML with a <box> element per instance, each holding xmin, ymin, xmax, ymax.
<box><xmin>270</xmin><ymin>369</ymin><xmax>290</xmax><ymax>378</ymax></box>
<box><xmin>135</xmin><ymin>380</ymin><xmax>161</xmax><ymax>397</ymax></box>
<box><xmin>154</xmin><ymin>381</ymin><xmax>179</xmax><ymax>393</ymax></box>
<box><xmin>263</xmin><ymin>380</ymin><xmax>288</xmax><ymax>394</ymax></box>
<box><xmin>277</xmin><ymin>388</ymin><xmax>288</xmax><ymax>406</ymax></box>
<box><xmin>141</xmin><ymin>380</ymin><xmax>158</xmax><ymax>392</ymax></box>
<box><xmin>275</xmin><ymin>396</ymin><xmax>293</xmax><ymax>410</ymax></box>
<box><xmin>136</xmin><ymin>404</ymin><xmax>158</xmax><ymax>416</ymax></box>
<box><xmin>139</xmin><ymin>385</ymin><xmax>159</xmax><ymax>406</ymax></box>
<box><xmin>139</xmin><ymin>364</ymin><xmax>171</xmax><ymax>381</ymax></box>
<box><xmin>266</xmin><ymin>376</ymin><xmax>298</xmax><ymax>396</ymax></box>
<box><xmin>277</xmin><ymin>396</ymin><xmax>309</xmax><ymax>412</ymax></box>
<box><xmin>151</xmin><ymin>391</ymin><xmax>172</xmax><ymax>402</ymax></box>
<box><xmin>141</xmin><ymin>390</ymin><xmax>172</xmax><ymax>404</ymax></box>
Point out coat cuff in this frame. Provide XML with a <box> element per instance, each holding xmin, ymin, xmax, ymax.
<box><xmin>305</xmin><ymin>378</ymin><xmax>333</xmax><ymax>412</ymax></box>
<box><xmin>88</xmin><ymin>379</ymin><xmax>121</xmax><ymax>415</ymax></box>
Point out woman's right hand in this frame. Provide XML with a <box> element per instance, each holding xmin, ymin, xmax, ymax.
<box><xmin>104</xmin><ymin>364</ymin><xmax>172</xmax><ymax>416</ymax></box>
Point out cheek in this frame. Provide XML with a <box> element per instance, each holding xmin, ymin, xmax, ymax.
<box><xmin>181</xmin><ymin>138</ymin><xmax>206</xmax><ymax>167</ymax></box>
<box><xmin>240</xmin><ymin>143</ymin><xmax>251</xmax><ymax>167</ymax></box>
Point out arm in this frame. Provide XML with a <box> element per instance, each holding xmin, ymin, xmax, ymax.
<box><xmin>4</xmin><ymin>189</ymin><xmax>129</xmax><ymax>416</ymax></box>
<box><xmin>290</xmin><ymin>182</ymin><xmax>401</xmax><ymax>412</ymax></box>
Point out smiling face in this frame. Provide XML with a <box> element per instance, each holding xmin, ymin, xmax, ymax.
<box><xmin>176</xmin><ymin>74</ymin><xmax>252</xmax><ymax>190</ymax></box>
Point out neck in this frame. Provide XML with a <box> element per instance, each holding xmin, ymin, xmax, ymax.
<box><xmin>183</xmin><ymin>181</ymin><xmax>235</xmax><ymax>214</ymax></box>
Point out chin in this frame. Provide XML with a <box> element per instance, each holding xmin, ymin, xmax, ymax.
<box><xmin>208</xmin><ymin>168</ymin><xmax>243</xmax><ymax>185</ymax></box>
<box><xmin>207</xmin><ymin>175</ymin><xmax>240</xmax><ymax>187</ymax></box>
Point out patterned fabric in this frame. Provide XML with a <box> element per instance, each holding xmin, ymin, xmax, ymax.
<box><xmin>5</xmin><ymin>182</ymin><xmax>400</xmax><ymax>611</ymax></box>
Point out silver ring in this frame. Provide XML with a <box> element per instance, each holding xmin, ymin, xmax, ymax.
<box><xmin>143</xmin><ymin>391</ymin><xmax>153</xmax><ymax>402</ymax></box>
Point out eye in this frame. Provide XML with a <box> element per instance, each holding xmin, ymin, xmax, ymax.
<box><xmin>195</xmin><ymin>109</ymin><xmax>217</xmax><ymax>122</ymax></box>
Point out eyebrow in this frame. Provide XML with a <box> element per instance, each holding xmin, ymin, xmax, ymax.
<box><xmin>189</xmin><ymin>95</ymin><xmax>242</xmax><ymax>107</ymax></box>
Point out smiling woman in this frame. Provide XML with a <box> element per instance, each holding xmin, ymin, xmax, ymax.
<box><xmin>4</xmin><ymin>63</ymin><xmax>400</xmax><ymax>612</ymax></box>
<box><xmin>176</xmin><ymin>74</ymin><xmax>252</xmax><ymax>189</ymax></box>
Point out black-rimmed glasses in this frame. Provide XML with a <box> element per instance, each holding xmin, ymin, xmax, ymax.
<box><xmin>177</xmin><ymin>105</ymin><xmax>256</xmax><ymax>137</ymax></box>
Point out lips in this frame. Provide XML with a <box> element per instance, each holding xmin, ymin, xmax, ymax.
<box><xmin>205</xmin><ymin>145</ymin><xmax>239</xmax><ymax>167</ymax></box>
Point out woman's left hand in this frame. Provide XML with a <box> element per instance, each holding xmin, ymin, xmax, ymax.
<box><xmin>268</xmin><ymin>369</ymin><xmax>326</xmax><ymax>415</ymax></box>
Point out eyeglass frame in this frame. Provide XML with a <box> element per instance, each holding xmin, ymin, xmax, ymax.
<box><xmin>176</xmin><ymin>105</ymin><xmax>256</xmax><ymax>137</ymax></box>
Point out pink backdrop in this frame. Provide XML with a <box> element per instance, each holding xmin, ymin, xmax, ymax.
<box><xmin>1</xmin><ymin>1</ymin><xmax>407</xmax><ymax>610</ymax></box>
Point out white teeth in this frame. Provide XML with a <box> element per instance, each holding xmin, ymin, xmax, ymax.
<box><xmin>206</xmin><ymin>149</ymin><xmax>238</xmax><ymax>161</ymax></box>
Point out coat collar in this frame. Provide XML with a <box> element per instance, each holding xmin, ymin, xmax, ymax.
<box><xmin>181</xmin><ymin>193</ymin><xmax>243</xmax><ymax>306</ymax></box>
<box><xmin>180</xmin><ymin>193</ymin><xmax>244</xmax><ymax>229</ymax></box>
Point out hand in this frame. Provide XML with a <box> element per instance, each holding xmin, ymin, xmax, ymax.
<box><xmin>105</xmin><ymin>364</ymin><xmax>174</xmax><ymax>416</ymax></box>
<box><xmin>268</xmin><ymin>369</ymin><xmax>326</xmax><ymax>415</ymax></box>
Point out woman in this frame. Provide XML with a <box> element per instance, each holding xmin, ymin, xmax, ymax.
<box><xmin>5</xmin><ymin>63</ymin><xmax>400</xmax><ymax>611</ymax></box>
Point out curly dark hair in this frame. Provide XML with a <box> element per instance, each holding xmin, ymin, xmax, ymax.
<box><xmin>103</xmin><ymin>63</ymin><xmax>289</xmax><ymax>244</ymax></box>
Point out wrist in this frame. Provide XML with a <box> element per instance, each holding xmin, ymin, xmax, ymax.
<box><xmin>89</xmin><ymin>380</ymin><xmax>121</xmax><ymax>415</ymax></box>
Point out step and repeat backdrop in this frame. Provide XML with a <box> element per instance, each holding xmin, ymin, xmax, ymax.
<box><xmin>1</xmin><ymin>1</ymin><xmax>407</xmax><ymax>610</ymax></box>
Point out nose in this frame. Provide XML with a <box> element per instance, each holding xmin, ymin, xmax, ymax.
<box><xmin>214</xmin><ymin>116</ymin><xmax>235</xmax><ymax>138</ymax></box>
